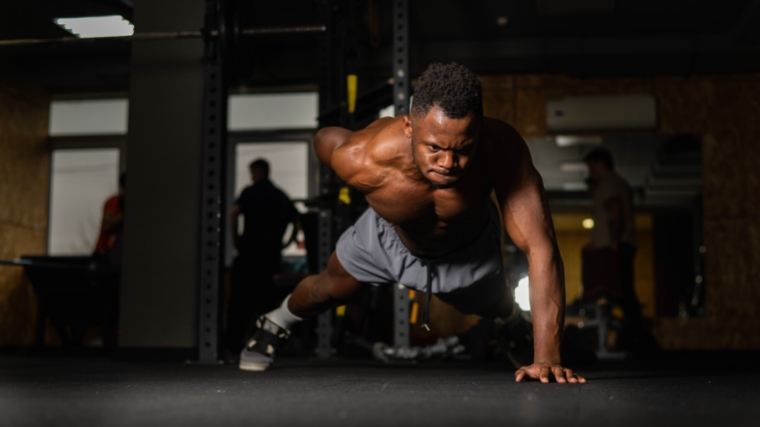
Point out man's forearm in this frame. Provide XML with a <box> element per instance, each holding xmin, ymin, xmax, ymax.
<box><xmin>527</xmin><ymin>247</ymin><xmax>565</xmax><ymax>363</ymax></box>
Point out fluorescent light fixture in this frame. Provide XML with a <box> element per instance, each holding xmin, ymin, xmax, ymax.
<box><xmin>515</xmin><ymin>276</ymin><xmax>531</xmax><ymax>312</ymax></box>
<box><xmin>560</xmin><ymin>161</ymin><xmax>588</xmax><ymax>173</ymax></box>
<box><xmin>555</xmin><ymin>135</ymin><xmax>603</xmax><ymax>147</ymax></box>
<box><xmin>562</xmin><ymin>181</ymin><xmax>587</xmax><ymax>191</ymax></box>
<box><xmin>54</xmin><ymin>15</ymin><xmax>134</xmax><ymax>38</ymax></box>
<box><xmin>582</xmin><ymin>218</ymin><xmax>594</xmax><ymax>229</ymax></box>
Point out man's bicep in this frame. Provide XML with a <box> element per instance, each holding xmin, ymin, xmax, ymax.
<box><xmin>501</xmin><ymin>170</ymin><xmax>557</xmax><ymax>256</ymax></box>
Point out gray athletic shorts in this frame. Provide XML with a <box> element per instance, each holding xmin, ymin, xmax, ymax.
<box><xmin>335</xmin><ymin>202</ymin><xmax>506</xmax><ymax>315</ymax></box>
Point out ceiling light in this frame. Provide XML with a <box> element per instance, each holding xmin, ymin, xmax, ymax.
<box><xmin>560</xmin><ymin>161</ymin><xmax>587</xmax><ymax>173</ymax></box>
<box><xmin>496</xmin><ymin>16</ymin><xmax>509</xmax><ymax>26</ymax></box>
<box><xmin>54</xmin><ymin>15</ymin><xmax>134</xmax><ymax>38</ymax></box>
<box><xmin>555</xmin><ymin>135</ymin><xmax>603</xmax><ymax>147</ymax></box>
<box><xmin>582</xmin><ymin>218</ymin><xmax>594</xmax><ymax>229</ymax></box>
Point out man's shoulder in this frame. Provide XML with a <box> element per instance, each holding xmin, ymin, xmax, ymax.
<box><xmin>601</xmin><ymin>173</ymin><xmax>630</xmax><ymax>191</ymax></box>
<box><xmin>104</xmin><ymin>194</ymin><xmax>121</xmax><ymax>211</ymax></box>
<box><xmin>482</xmin><ymin>117</ymin><xmax>523</xmax><ymax>145</ymax></box>
<box><xmin>237</xmin><ymin>184</ymin><xmax>259</xmax><ymax>201</ymax></box>
<box><xmin>480</xmin><ymin>117</ymin><xmax>530</xmax><ymax>172</ymax></box>
<box><xmin>333</xmin><ymin>117</ymin><xmax>405</xmax><ymax>190</ymax></box>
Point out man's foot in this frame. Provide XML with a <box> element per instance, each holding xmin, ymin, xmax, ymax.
<box><xmin>239</xmin><ymin>316</ymin><xmax>290</xmax><ymax>372</ymax></box>
<box><xmin>496</xmin><ymin>310</ymin><xmax>534</xmax><ymax>369</ymax></box>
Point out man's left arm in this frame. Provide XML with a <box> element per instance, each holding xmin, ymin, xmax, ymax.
<box><xmin>489</xmin><ymin>125</ymin><xmax>585</xmax><ymax>384</ymax></box>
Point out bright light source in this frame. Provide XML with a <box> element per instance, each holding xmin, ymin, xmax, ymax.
<box><xmin>515</xmin><ymin>276</ymin><xmax>531</xmax><ymax>312</ymax></box>
<box><xmin>54</xmin><ymin>16</ymin><xmax>134</xmax><ymax>38</ymax></box>
<box><xmin>379</xmin><ymin>105</ymin><xmax>395</xmax><ymax>118</ymax></box>
<box><xmin>582</xmin><ymin>218</ymin><xmax>594</xmax><ymax>229</ymax></box>
<box><xmin>562</xmin><ymin>181</ymin><xmax>587</xmax><ymax>191</ymax></box>
<box><xmin>555</xmin><ymin>135</ymin><xmax>603</xmax><ymax>147</ymax></box>
<box><xmin>560</xmin><ymin>161</ymin><xmax>588</xmax><ymax>173</ymax></box>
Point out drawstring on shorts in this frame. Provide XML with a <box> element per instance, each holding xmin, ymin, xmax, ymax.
<box><xmin>420</xmin><ymin>259</ymin><xmax>434</xmax><ymax>331</ymax></box>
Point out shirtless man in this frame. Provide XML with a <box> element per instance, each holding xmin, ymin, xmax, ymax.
<box><xmin>240</xmin><ymin>63</ymin><xmax>585</xmax><ymax>384</ymax></box>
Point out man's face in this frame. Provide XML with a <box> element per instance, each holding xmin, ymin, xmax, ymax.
<box><xmin>585</xmin><ymin>160</ymin><xmax>605</xmax><ymax>182</ymax></box>
<box><xmin>404</xmin><ymin>106</ymin><xmax>480</xmax><ymax>189</ymax></box>
<box><xmin>251</xmin><ymin>168</ymin><xmax>266</xmax><ymax>183</ymax></box>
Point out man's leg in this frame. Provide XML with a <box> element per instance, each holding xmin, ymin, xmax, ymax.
<box><xmin>286</xmin><ymin>252</ymin><xmax>365</xmax><ymax>319</ymax></box>
<box><xmin>618</xmin><ymin>243</ymin><xmax>641</xmax><ymax>328</ymax></box>
<box><xmin>239</xmin><ymin>252</ymin><xmax>365</xmax><ymax>371</ymax></box>
<box><xmin>437</xmin><ymin>274</ymin><xmax>532</xmax><ymax>368</ymax></box>
<box><xmin>475</xmin><ymin>286</ymin><xmax>519</xmax><ymax>320</ymax></box>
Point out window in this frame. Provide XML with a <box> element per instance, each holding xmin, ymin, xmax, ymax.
<box><xmin>49</xmin><ymin>99</ymin><xmax>128</xmax><ymax>136</ymax></box>
<box><xmin>228</xmin><ymin>93</ymin><xmax>317</xmax><ymax>131</ymax></box>
<box><xmin>48</xmin><ymin>148</ymin><xmax>120</xmax><ymax>255</ymax></box>
<box><xmin>234</xmin><ymin>142</ymin><xmax>309</xmax><ymax>257</ymax></box>
<box><xmin>47</xmin><ymin>98</ymin><xmax>126</xmax><ymax>255</ymax></box>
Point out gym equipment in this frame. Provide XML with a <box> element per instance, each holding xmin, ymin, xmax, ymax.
<box><xmin>0</xmin><ymin>256</ymin><xmax>120</xmax><ymax>349</ymax></box>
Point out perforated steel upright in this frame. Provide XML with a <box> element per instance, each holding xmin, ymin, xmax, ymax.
<box><xmin>392</xmin><ymin>0</ymin><xmax>411</xmax><ymax>348</ymax></box>
<box><xmin>197</xmin><ymin>0</ymin><xmax>227</xmax><ymax>363</ymax></box>
<box><xmin>315</xmin><ymin>0</ymin><xmax>337</xmax><ymax>359</ymax></box>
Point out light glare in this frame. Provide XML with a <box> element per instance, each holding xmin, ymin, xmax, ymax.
<box><xmin>54</xmin><ymin>16</ymin><xmax>134</xmax><ymax>38</ymax></box>
<box><xmin>582</xmin><ymin>218</ymin><xmax>594</xmax><ymax>229</ymax></box>
<box><xmin>515</xmin><ymin>276</ymin><xmax>531</xmax><ymax>312</ymax></box>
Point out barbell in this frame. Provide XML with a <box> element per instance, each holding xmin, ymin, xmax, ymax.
<box><xmin>0</xmin><ymin>0</ymin><xmax>325</xmax><ymax>79</ymax></box>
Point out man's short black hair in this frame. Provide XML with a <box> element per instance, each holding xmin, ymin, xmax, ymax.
<box><xmin>249</xmin><ymin>158</ymin><xmax>270</xmax><ymax>176</ymax></box>
<box><xmin>583</xmin><ymin>148</ymin><xmax>614</xmax><ymax>169</ymax></box>
<box><xmin>411</xmin><ymin>62</ymin><xmax>483</xmax><ymax>120</ymax></box>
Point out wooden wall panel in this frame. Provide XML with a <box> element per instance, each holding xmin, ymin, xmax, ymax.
<box><xmin>0</xmin><ymin>84</ymin><xmax>51</xmax><ymax>346</ymax></box>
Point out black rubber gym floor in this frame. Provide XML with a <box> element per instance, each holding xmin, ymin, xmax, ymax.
<box><xmin>2</xmin><ymin>352</ymin><xmax>758</xmax><ymax>427</ymax></box>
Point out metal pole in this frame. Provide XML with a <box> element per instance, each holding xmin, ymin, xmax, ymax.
<box><xmin>0</xmin><ymin>26</ymin><xmax>325</xmax><ymax>47</ymax></box>
<box><xmin>197</xmin><ymin>0</ymin><xmax>227</xmax><ymax>363</ymax></box>
<box><xmin>317</xmin><ymin>209</ymin><xmax>333</xmax><ymax>359</ymax></box>
<box><xmin>393</xmin><ymin>0</ymin><xmax>410</xmax><ymax>116</ymax></box>
<box><xmin>392</xmin><ymin>0</ymin><xmax>411</xmax><ymax>349</ymax></box>
<box><xmin>315</xmin><ymin>0</ymin><xmax>337</xmax><ymax>360</ymax></box>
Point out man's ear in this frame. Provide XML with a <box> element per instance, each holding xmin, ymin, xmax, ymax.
<box><xmin>402</xmin><ymin>115</ymin><xmax>413</xmax><ymax>138</ymax></box>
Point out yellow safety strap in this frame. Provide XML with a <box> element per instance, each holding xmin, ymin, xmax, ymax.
<box><xmin>347</xmin><ymin>74</ymin><xmax>357</xmax><ymax>113</ymax></box>
<box><xmin>338</xmin><ymin>186</ymin><xmax>351</xmax><ymax>205</ymax></box>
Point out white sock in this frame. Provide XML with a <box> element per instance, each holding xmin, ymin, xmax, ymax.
<box><xmin>265</xmin><ymin>295</ymin><xmax>302</xmax><ymax>330</ymax></box>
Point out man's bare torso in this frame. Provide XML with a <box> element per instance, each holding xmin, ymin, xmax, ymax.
<box><xmin>332</xmin><ymin>116</ymin><xmax>524</xmax><ymax>257</ymax></box>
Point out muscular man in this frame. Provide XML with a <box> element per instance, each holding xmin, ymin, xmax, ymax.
<box><xmin>241</xmin><ymin>63</ymin><xmax>585</xmax><ymax>384</ymax></box>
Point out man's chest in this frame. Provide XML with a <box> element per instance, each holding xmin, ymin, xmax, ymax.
<box><xmin>364</xmin><ymin>172</ymin><xmax>491</xmax><ymax>226</ymax></box>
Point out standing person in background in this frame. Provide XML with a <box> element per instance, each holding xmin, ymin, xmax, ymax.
<box><xmin>583</xmin><ymin>149</ymin><xmax>642</xmax><ymax>330</ymax></box>
<box><xmin>94</xmin><ymin>172</ymin><xmax>126</xmax><ymax>266</ymax></box>
<box><xmin>225</xmin><ymin>159</ymin><xmax>300</xmax><ymax>354</ymax></box>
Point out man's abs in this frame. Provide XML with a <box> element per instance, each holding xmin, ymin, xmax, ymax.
<box><xmin>367</xmin><ymin>190</ymin><xmax>493</xmax><ymax>258</ymax></box>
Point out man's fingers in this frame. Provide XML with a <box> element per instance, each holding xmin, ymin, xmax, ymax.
<box><xmin>578</xmin><ymin>374</ymin><xmax>587</xmax><ymax>383</ymax></box>
<box><xmin>539</xmin><ymin>367</ymin><xmax>550</xmax><ymax>383</ymax></box>
<box><xmin>515</xmin><ymin>370</ymin><xmax>525</xmax><ymax>383</ymax></box>
<box><xmin>565</xmin><ymin>369</ymin><xmax>578</xmax><ymax>383</ymax></box>
<box><xmin>552</xmin><ymin>366</ymin><xmax>566</xmax><ymax>383</ymax></box>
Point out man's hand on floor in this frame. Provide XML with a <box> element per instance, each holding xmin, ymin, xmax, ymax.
<box><xmin>515</xmin><ymin>363</ymin><xmax>586</xmax><ymax>384</ymax></box>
